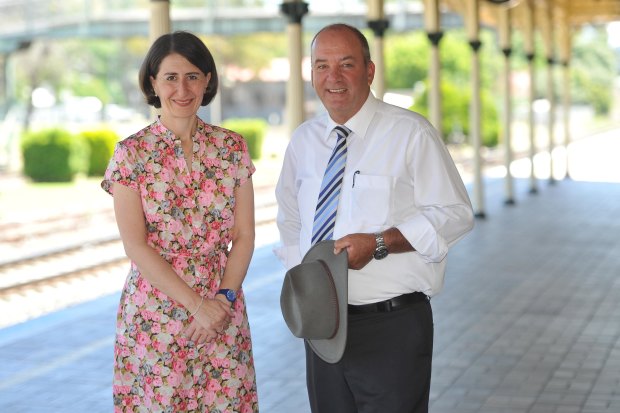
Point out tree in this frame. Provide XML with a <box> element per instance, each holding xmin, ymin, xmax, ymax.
<box><xmin>570</xmin><ymin>25</ymin><xmax>616</xmax><ymax>115</ymax></box>
<box><xmin>385</xmin><ymin>29</ymin><xmax>502</xmax><ymax>147</ymax></box>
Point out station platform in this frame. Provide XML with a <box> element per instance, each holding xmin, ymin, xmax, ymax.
<box><xmin>1</xmin><ymin>127</ymin><xmax>619</xmax><ymax>413</ymax></box>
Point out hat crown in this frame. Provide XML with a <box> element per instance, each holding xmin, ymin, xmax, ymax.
<box><xmin>280</xmin><ymin>240</ymin><xmax>348</xmax><ymax>363</ymax></box>
<box><xmin>281</xmin><ymin>260</ymin><xmax>339</xmax><ymax>339</ymax></box>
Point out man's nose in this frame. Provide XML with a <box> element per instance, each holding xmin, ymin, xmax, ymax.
<box><xmin>327</xmin><ymin>66</ymin><xmax>343</xmax><ymax>80</ymax></box>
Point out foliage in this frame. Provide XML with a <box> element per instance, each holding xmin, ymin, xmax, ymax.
<box><xmin>385</xmin><ymin>30</ymin><xmax>501</xmax><ymax>91</ymax></box>
<box><xmin>207</xmin><ymin>33</ymin><xmax>288</xmax><ymax>78</ymax></box>
<box><xmin>60</xmin><ymin>38</ymin><xmax>147</xmax><ymax>106</ymax></box>
<box><xmin>387</xmin><ymin>29</ymin><xmax>502</xmax><ymax>147</ymax></box>
<box><xmin>222</xmin><ymin>118</ymin><xmax>267</xmax><ymax>160</ymax></box>
<box><xmin>570</xmin><ymin>26</ymin><xmax>616</xmax><ymax>115</ymax></box>
<box><xmin>492</xmin><ymin>25</ymin><xmax>615</xmax><ymax>114</ymax></box>
<box><xmin>80</xmin><ymin>129</ymin><xmax>119</xmax><ymax>176</ymax></box>
<box><xmin>21</xmin><ymin>128</ymin><xmax>89</xmax><ymax>182</ymax></box>
<box><xmin>411</xmin><ymin>80</ymin><xmax>500</xmax><ymax>147</ymax></box>
<box><xmin>384</xmin><ymin>33</ymin><xmax>429</xmax><ymax>89</ymax></box>
<box><xmin>13</xmin><ymin>37</ymin><xmax>148</xmax><ymax>132</ymax></box>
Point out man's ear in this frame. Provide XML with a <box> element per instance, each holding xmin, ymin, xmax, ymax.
<box><xmin>367</xmin><ymin>60</ymin><xmax>375</xmax><ymax>86</ymax></box>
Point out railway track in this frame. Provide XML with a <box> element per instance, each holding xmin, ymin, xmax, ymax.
<box><xmin>0</xmin><ymin>185</ymin><xmax>278</xmax><ymax>328</ymax></box>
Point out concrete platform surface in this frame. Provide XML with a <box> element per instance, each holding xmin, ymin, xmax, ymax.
<box><xmin>1</xmin><ymin>128</ymin><xmax>620</xmax><ymax>412</ymax></box>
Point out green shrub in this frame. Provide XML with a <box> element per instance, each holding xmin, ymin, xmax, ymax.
<box><xmin>411</xmin><ymin>80</ymin><xmax>500</xmax><ymax>147</ymax></box>
<box><xmin>80</xmin><ymin>129</ymin><xmax>119</xmax><ymax>176</ymax></box>
<box><xmin>222</xmin><ymin>118</ymin><xmax>267</xmax><ymax>160</ymax></box>
<box><xmin>21</xmin><ymin>128</ymin><xmax>89</xmax><ymax>182</ymax></box>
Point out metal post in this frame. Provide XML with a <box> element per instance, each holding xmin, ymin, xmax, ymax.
<box><xmin>367</xmin><ymin>17</ymin><xmax>389</xmax><ymax>101</ymax></box>
<box><xmin>562</xmin><ymin>60</ymin><xmax>571</xmax><ymax>179</ymax></box>
<box><xmin>149</xmin><ymin>0</ymin><xmax>171</xmax><ymax>44</ymax></box>
<box><xmin>466</xmin><ymin>0</ymin><xmax>484</xmax><ymax>218</ymax></box>
<box><xmin>546</xmin><ymin>57</ymin><xmax>555</xmax><ymax>184</ymax></box>
<box><xmin>541</xmin><ymin>5</ymin><xmax>556</xmax><ymax>184</ymax></box>
<box><xmin>523</xmin><ymin>0</ymin><xmax>538</xmax><ymax>194</ymax></box>
<box><xmin>498</xmin><ymin>6</ymin><xmax>514</xmax><ymax>205</ymax></box>
<box><xmin>280</xmin><ymin>0</ymin><xmax>308</xmax><ymax>137</ymax></box>
<box><xmin>424</xmin><ymin>0</ymin><xmax>443</xmax><ymax>135</ymax></box>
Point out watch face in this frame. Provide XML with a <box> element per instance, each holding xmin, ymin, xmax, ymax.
<box><xmin>219</xmin><ymin>289</ymin><xmax>236</xmax><ymax>302</ymax></box>
<box><xmin>373</xmin><ymin>247</ymin><xmax>388</xmax><ymax>260</ymax></box>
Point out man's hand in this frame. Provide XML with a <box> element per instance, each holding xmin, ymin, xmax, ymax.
<box><xmin>334</xmin><ymin>233</ymin><xmax>376</xmax><ymax>270</ymax></box>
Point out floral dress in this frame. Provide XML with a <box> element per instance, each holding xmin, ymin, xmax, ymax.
<box><xmin>102</xmin><ymin>118</ymin><xmax>258</xmax><ymax>413</ymax></box>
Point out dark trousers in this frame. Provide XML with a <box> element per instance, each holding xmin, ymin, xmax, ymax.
<box><xmin>305</xmin><ymin>298</ymin><xmax>434</xmax><ymax>413</ymax></box>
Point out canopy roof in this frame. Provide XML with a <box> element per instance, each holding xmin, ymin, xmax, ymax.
<box><xmin>444</xmin><ymin>0</ymin><xmax>620</xmax><ymax>28</ymax></box>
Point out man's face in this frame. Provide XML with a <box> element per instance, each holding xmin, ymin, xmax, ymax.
<box><xmin>311</xmin><ymin>28</ymin><xmax>375</xmax><ymax>125</ymax></box>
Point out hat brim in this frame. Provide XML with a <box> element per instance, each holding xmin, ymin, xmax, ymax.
<box><xmin>302</xmin><ymin>241</ymin><xmax>348</xmax><ymax>364</ymax></box>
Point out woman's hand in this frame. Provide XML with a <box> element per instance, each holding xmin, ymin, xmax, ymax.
<box><xmin>183</xmin><ymin>298</ymin><xmax>233</xmax><ymax>344</ymax></box>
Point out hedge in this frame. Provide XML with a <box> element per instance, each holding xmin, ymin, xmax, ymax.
<box><xmin>80</xmin><ymin>129</ymin><xmax>119</xmax><ymax>176</ymax></box>
<box><xmin>222</xmin><ymin>118</ymin><xmax>267</xmax><ymax>160</ymax></box>
<box><xmin>21</xmin><ymin>128</ymin><xmax>89</xmax><ymax>182</ymax></box>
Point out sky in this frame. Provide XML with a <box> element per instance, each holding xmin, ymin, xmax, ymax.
<box><xmin>606</xmin><ymin>21</ymin><xmax>620</xmax><ymax>48</ymax></box>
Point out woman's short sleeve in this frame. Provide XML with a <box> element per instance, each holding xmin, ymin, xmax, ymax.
<box><xmin>236</xmin><ymin>137</ymin><xmax>256</xmax><ymax>187</ymax></box>
<box><xmin>101</xmin><ymin>140</ymin><xmax>140</xmax><ymax>195</ymax></box>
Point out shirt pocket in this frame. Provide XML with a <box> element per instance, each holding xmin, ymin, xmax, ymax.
<box><xmin>348</xmin><ymin>173</ymin><xmax>394</xmax><ymax>228</ymax></box>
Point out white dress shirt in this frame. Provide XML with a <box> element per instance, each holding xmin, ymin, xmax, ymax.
<box><xmin>275</xmin><ymin>93</ymin><xmax>474</xmax><ymax>303</ymax></box>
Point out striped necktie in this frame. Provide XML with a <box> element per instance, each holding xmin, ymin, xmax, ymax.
<box><xmin>311</xmin><ymin>125</ymin><xmax>351</xmax><ymax>245</ymax></box>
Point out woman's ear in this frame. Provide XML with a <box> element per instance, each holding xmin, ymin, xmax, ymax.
<box><xmin>150</xmin><ymin>75</ymin><xmax>157</xmax><ymax>96</ymax></box>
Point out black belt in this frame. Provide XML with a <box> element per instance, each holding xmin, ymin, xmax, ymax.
<box><xmin>348</xmin><ymin>292</ymin><xmax>428</xmax><ymax>314</ymax></box>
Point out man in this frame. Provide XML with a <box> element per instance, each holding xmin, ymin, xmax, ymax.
<box><xmin>275</xmin><ymin>23</ymin><xmax>474</xmax><ymax>413</ymax></box>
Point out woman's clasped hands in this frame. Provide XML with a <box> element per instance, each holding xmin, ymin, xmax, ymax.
<box><xmin>184</xmin><ymin>296</ymin><xmax>233</xmax><ymax>344</ymax></box>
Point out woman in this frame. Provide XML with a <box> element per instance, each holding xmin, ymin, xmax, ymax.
<box><xmin>102</xmin><ymin>31</ymin><xmax>258</xmax><ymax>412</ymax></box>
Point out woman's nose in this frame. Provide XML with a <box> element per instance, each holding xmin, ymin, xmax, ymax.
<box><xmin>177</xmin><ymin>79</ymin><xmax>189</xmax><ymax>92</ymax></box>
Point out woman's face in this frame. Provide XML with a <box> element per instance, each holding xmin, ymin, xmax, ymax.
<box><xmin>150</xmin><ymin>53</ymin><xmax>211</xmax><ymax>120</ymax></box>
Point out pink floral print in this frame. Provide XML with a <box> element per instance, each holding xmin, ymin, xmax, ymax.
<box><xmin>102</xmin><ymin>118</ymin><xmax>258</xmax><ymax>412</ymax></box>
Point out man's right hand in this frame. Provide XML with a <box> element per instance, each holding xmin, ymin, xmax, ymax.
<box><xmin>333</xmin><ymin>233</ymin><xmax>376</xmax><ymax>270</ymax></box>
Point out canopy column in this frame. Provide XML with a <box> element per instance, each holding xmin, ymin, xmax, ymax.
<box><xmin>423</xmin><ymin>0</ymin><xmax>443</xmax><ymax>135</ymax></box>
<box><xmin>465</xmin><ymin>0</ymin><xmax>485</xmax><ymax>218</ymax></box>
<box><xmin>149</xmin><ymin>0</ymin><xmax>170</xmax><ymax>44</ymax></box>
<box><xmin>522</xmin><ymin>0</ymin><xmax>538</xmax><ymax>194</ymax></box>
<box><xmin>557</xmin><ymin>9</ymin><xmax>573</xmax><ymax>180</ymax></box>
<box><xmin>498</xmin><ymin>5</ymin><xmax>514</xmax><ymax>205</ymax></box>
<box><xmin>540</xmin><ymin>2</ymin><xmax>557</xmax><ymax>184</ymax></box>
<box><xmin>280</xmin><ymin>0</ymin><xmax>308</xmax><ymax>136</ymax></box>
<box><xmin>367</xmin><ymin>0</ymin><xmax>389</xmax><ymax>100</ymax></box>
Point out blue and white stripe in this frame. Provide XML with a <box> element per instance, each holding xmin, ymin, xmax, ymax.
<box><xmin>311</xmin><ymin>125</ymin><xmax>351</xmax><ymax>245</ymax></box>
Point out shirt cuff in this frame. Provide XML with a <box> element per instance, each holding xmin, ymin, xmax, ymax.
<box><xmin>272</xmin><ymin>244</ymin><xmax>303</xmax><ymax>270</ymax></box>
<box><xmin>397</xmin><ymin>215</ymin><xmax>448</xmax><ymax>263</ymax></box>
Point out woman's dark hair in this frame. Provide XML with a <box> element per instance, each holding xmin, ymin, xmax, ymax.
<box><xmin>139</xmin><ymin>31</ymin><xmax>219</xmax><ymax>108</ymax></box>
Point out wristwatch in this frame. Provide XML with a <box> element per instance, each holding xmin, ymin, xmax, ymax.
<box><xmin>216</xmin><ymin>288</ymin><xmax>237</xmax><ymax>303</ymax></box>
<box><xmin>373</xmin><ymin>232</ymin><xmax>389</xmax><ymax>260</ymax></box>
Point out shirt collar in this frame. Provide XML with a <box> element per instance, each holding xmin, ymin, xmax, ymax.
<box><xmin>324</xmin><ymin>92</ymin><xmax>378</xmax><ymax>141</ymax></box>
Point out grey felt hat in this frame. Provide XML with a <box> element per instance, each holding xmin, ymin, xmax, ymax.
<box><xmin>280</xmin><ymin>240</ymin><xmax>348</xmax><ymax>363</ymax></box>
